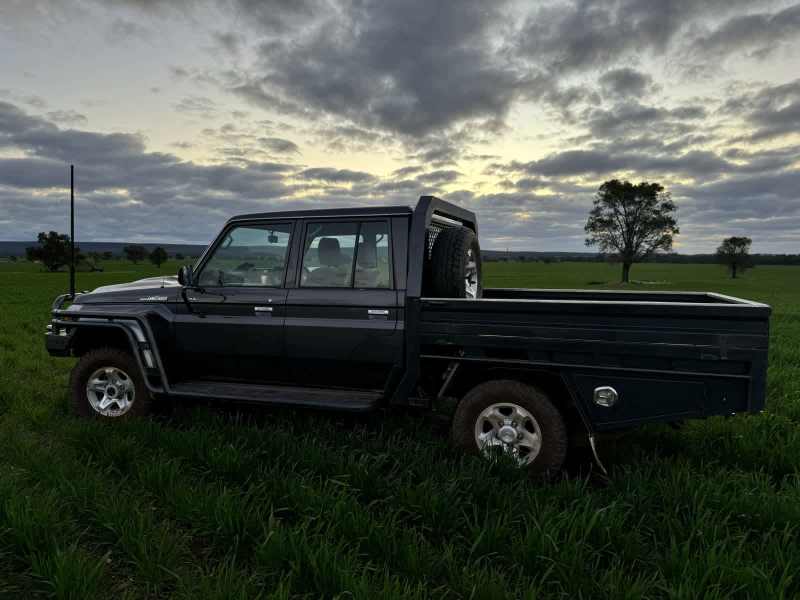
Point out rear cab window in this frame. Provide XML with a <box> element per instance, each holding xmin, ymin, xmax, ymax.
<box><xmin>300</xmin><ymin>220</ymin><xmax>392</xmax><ymax>289</ymax></box>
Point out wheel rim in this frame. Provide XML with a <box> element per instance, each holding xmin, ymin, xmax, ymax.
<box><xmin>86</xmin><ymin>366</ymin><xmax>135</xmax><ymax>417</ymax></box>
<box><xmin>465</xmin><ymin>248</ymin><xmax>478</xmax><ymax>299</ymax></box>
<box><xmin>474</xmin><ymin>402</ymin><xmax>542</xmax><ymax>466</ymax></box>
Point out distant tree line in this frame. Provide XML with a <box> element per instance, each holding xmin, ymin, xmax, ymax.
<box><xmin>483</xmin><ymin>253</ymin><xmax>800</xmax><ymax>266</ymax></box>
<box><xmin>24</xmin><ymin>233</ymin><xmax>195</xmax><ymax>271</ymax></box>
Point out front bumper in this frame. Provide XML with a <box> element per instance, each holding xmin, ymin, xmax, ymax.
<box><xmin>45</xmin><ymin>325</ymin><xmax>74</xmax><ymax>356</ymax></box>
<box><xmin>45</xmin><ymin>293</ymin><xmax>81</xmax><ymax>356</ymax></box>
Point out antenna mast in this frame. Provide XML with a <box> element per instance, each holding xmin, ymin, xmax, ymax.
<box><xmin>69</xmin><ymin>164</ymin><xmax>75</xmax><ymax>299</ymax></box>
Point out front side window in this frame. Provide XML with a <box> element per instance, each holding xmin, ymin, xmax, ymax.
<box><xmin>197</xmin><ymin>223</ymin><xmax>292</xmax><ymax>287</ymax></box>
<box><xmin>300</xmin><ymin>220</ymin><xmax>391</xmax><ymax>289</ymax></box>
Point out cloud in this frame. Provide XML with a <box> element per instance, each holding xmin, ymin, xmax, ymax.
<box><xmin>0</xmin><ymin>101</ymin><xmax>298</xmax><ymax>241</ymax></box>
<box><xmin>722</xmin><ymin>79</ymin><xmax>800</xmax><ymax>142</ymax></box>
<box><xmin>503</xmin><ymin>148</ymin><xmax>737</xmax><ymax>181</ymax></box>
<box><xmin>107</xmin><ymin>18</ymin><xmax>151</xmax><ymax>43</ymax></box>
<box><xmin>516</xmin><ymin>0</ymin><xmax>764</xmax><ymax>73</ymax></box>
<box><xmin>599</xmin><ymin>68</ymin><xmax>657</xmax><ymax>99</ymax></box>
<box><xmin>689</xmin><ymin>3</ymin><xmax>800</xmax><ymax>62</ymax></box>
<box><xmin>173</xmin><ymin>96</ymin><xmax>217</xmax><ymax>117</ymax></box>
<box><xmin>296</xmin><ymin>167</ymin><xmax>376</xmax><ymax>184</ymax></box>
<box><xmin>258</xmin><ymin>137</ymin><xmax>299</xmax><ymax>154</ymax></box>
<box><xmin>44</xmin><ymin>110</ymin><xmax>88</xmax><ymax>127</ymax></box>
<box><xmin>415</xmin><ymin>169</ymin><xmax>462</xmax><ymax>186</ymax></box>
<box><xmin>235</xmin><ymin>0</ymin><xmax>528</xmax><ymax>137</ymax></box>
<box><xmin>584</xmin><ymin>100</ymin><xmax>707</xmax><ymax>139</ymax></box>
<box><xmin>212</xmin><ymin>31</ymin><xmax>244</xmax><ymax>56</ymax></box>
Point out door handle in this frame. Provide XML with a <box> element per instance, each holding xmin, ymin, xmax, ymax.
<box><xmin>367</xmin><ymin>309</ymin><xmax>389</xmax><ymax>319</ymax></box>
<box><xmin>254</xmin><ymin>306</ymin><xmax>273</xmax><ymax>315</ymax></box>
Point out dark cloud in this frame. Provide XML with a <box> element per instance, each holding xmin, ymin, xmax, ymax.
<box><xmin>584</xmin><ymin>101</ymin><xmax>707</xmax><ymax>138</ymax></box>
<box><xmin>230</xmin><ymin>82</ymin><xmax>312</xmax><ymax>118</ymax></box>
<box><xmin>296</xmin><ymin>167</ymin><xmax>376</xmax><ymax>184</ymax></box>
<box><xmin>507</xmin><ymin>148</ymin><xmax>734</xmax><ymax>180</ymax></box>
<box><xmin>599</xmin><ymin>68</ymin><xmax>657</xmax><ymax>98</ymax></box>
<box><xmin>258</xmin><ymin>137</ymin><xmax>299</xmax><ymax>154</ymax></box>
<box><xmin>722</xmin><ymin>79</ymin><xmax>800</xmax><ymax>142</ymax></box>
<box><xmin>237</xmin><ymin>0</ymin><xmax>527</xmax><ymax>137</ymax></box>
<box><xmin>516</xmin><ymin>0</ymin><xmax>763</xmax><ymax>73</ymax></box>
<box><xmin>689</xmin><ymin>4</ymin><xmax>800</xmax><ymax>61</ymax></box>
<box><xmin>392</xmin><ymin>165</ymin><xmax>424</xmax><ymax>178</ymax></box>
<box><xmin>415</xmin><ymin>170</ymin><xmax>461</xmax><ymax>186</ymax></box>
<box><xmin>212</xmin><ymin>31</ymin><xmax>244</xmax><ymax>56</ymax></box>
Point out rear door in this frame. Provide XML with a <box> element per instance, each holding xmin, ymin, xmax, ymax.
<box><xmin>171</xmin><ymin>221</ymin><xmax>295</xmax><ymax>383</ymax></box>
<box><xmin>284</xmin><ymin>219</ymin><xmax>402</xmax><ymax>390</ymax></box>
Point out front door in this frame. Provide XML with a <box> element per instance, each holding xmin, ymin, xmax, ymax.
<box><xmin>171</xmin><ymin>221</ymin><xmax>295</xmax><ymax>383</ymax></box>
<box><xmin>285</xmin><ymin>219</ymin><xmax>402</xmax><ymax>390</ymax></box>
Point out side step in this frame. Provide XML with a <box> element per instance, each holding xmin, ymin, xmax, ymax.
<box><xmin>168</xmin><ymin>380</ymin><xmax>382</xmax><ymax>412</ymax></box>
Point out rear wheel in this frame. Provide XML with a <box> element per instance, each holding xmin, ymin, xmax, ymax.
<box><xmin>70</xmin><ymin>348</ymin><xmax>151</xmax><ymax>420</ymax></box>
<box><xmin>429</xmin><ymin>226</ymin><xmax>482</xmax><ymax>298</ymax></box>
<box><xmin>451</xmin><ymin>380</ymin><xmax>568</xmax><ymax>476</ymax></box>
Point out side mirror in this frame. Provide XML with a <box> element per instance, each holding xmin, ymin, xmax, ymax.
<box><xmin>178</xmin><ymin>265</ymin><xmax>194</xmax><ymax>287</ymax></box>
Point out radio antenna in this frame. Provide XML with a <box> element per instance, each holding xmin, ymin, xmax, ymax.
<box><xmin>69</xmin><ymin>164</ymin><xmax>75</xmax><ymax>299</ymax></box>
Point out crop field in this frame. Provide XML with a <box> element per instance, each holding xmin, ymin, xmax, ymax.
<box><xmin>1</xmin><ymin>259</ymin><xmax>799</xmax><ymax>599</ymax></box>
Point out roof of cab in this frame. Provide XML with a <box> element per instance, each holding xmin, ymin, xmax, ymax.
<box><xmin>228</xmin><ymin>205</ymin><xmax>413</xmax><ymax>223</ymax></box>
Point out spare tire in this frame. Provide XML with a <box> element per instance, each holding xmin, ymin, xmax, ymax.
<box><xmin>429</xmin><ymin>226</ymin><xmax>482</xmax><ymax>298</ymax></box>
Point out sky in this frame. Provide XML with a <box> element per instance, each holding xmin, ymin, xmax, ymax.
<box><xmin>0</xmin><ymin>0</ymin><xmax>799</xmax><ymax>252</ymax></box>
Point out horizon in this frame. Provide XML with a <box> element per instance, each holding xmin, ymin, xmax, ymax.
<box><xmin>1</xmin><ymin>1</ymin><xmax>799</xmax><ymax>253</ymax></box>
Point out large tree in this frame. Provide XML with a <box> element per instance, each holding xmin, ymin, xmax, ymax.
<box><xmin>149</xmin><ymin>246</ymin><xmax>168</xmax><ymax>269</ymax></box>
<box><xmin>123</xmin><ymin>244</ymin><xmax>147</xmax><ymax>264</ymax></box>
<box><xmin>585</xmin><ymin>179</ymin><xmax>679</xmax><ymax>283</ymax></box>
<box><xmin>26</xmin><ymin>231</ymin><xmax>78</xmax><ymax>272</ymax></box>
<box><xmin>716</xmin><ymin>236</ymin><xmax>752</xmax><ymax>279</ymax></box>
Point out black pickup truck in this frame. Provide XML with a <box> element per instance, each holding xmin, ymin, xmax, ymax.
<box><xmin>46</xmin><ymin>196</ymin><xmax>771</xmax><ymax>475</ymax></box>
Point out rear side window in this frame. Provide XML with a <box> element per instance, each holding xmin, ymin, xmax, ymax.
<box><xmin>300</xmin><ymin>222</ymin><xmax>358</xmax><ymax>288</ymax></box>
<box><xmin>301</xmin><ymin>221</ymin><xmax>391</xmax><ymax>289</ymax></box>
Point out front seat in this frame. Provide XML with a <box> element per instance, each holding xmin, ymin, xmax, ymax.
<box><xmin>306</xmin><ymin>237</ymin><xmax>350</xmax><ymax>287</ymax></box>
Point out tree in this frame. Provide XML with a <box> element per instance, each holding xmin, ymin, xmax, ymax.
<box><xmin>123</xmin><ymin>244</ymin><xmax>147</xmax><ymax>264</ymax></box>
<box><xmin>716</xmin><ymin>236</ymin><xmax>752</xmax><ymax>279</ymax></box>
<box><xmin>585</xmin><ymin>179</ymin><xmax>679</xmax><ymax>283</ymax></box>
<box><xmin>149</xmin><ymin>246</ymin><xmax>168</xmax><ymax>269</ymax></box>
<box><xmin>102</xmin><ymin>251</ymin><xmax>113</xmax><ymax>260</ymax></box>
<box><xmin>26</xmin><ymin>231</ymin><xmax>78</xmax><ymax>272</ymax></box>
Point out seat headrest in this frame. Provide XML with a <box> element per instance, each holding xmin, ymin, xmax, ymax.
<box><xmin>318</xmin><ymin>237</ymin><xmax>344</xmax><ymax>267</ymax></box>
<box><xmin>357</xmin><ymin>241</ymin><xmax>377</xmax><ymax>268</ymax></box>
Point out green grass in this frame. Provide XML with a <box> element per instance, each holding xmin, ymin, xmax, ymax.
<box><xmin>0</xmin><ymin>259</ymin><xmax>799</xmax><ymax>598</ymax></box>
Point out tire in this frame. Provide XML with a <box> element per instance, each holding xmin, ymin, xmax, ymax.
<box><xmin>69</xmin><ymin>347</ymin><xmax>151</xmax><ymax>420</ymax></box>
<box><xmin>451</xmin><ymin>380</ymin><xmax>568</xmax><ymax>477</ymax></box>
<box><xmin>429</xmin><ymin>226</ymin><xmax>482</xmax><ymax>298</ymax></box>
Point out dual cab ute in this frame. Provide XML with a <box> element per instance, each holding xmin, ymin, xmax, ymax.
<box><xmin>46</xmin><ymin>196</ymin><xmax>771</xmax><ymax>475</ymax></box>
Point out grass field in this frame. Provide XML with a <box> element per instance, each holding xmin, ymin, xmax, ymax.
<box><xmin>1</xmin><ymin>259</ymin><xmax>799</xmax><ymax>599</ymax></box>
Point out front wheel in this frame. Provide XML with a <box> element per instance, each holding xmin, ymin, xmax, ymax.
<box><xmin>70</xmin><ymin>347</ymin><xmax>151</xmax><ymax>420</ymax></box>
<box><xmin>451</xmin><ymin>380</ymin><xmax>568</xmax><ymax>477</ymax></box>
